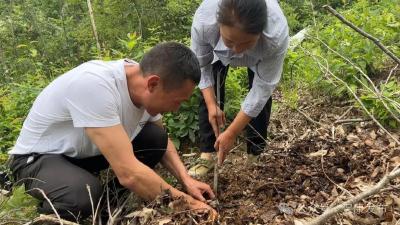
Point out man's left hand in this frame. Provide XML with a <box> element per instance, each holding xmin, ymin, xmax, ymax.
<box><xmin>183</xmin><ymin>177</ymin><xmax>215</xmax><ymax>202</ymax></box>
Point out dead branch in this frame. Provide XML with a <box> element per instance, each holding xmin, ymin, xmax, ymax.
<box><xmin>334</xmin><ymin>118</ymin><xmax>371</xmax><ymax>124</ymax></box>
<box><xmin>306</xmin><ymin>167</ymin><xmax>400</xmax><ymax>225</ymax></box>
<box><xmin>31</xmin><ymin>214</ymin><xmax>79</xmax><ymax>225</ymax></box>
<box><xmin>323</xmin><ymin>5</ymin><xmax>400</xmax><ymax>65</ymax></box>
<box><xmin>296</xmin><ymin>108</ymin><xmax>327</xmax><ymax>128</ymax></box>
<box><xmin>334</xmin><ymin>106</ymin><xmax>354</xmax><ymax>122</ymax></box>
<box><xmin>87</xmin><ymin>0</ymin><xmax>101</xmax><ymax>54</ymax></box>
<box><xmin>87</xmin><ymin>184</ymin><xmax>103</xmax><ymax>225</ymax></box>
<box><xmin>32</xmin><ymin>188</ymin><xmax>63</xmax><ymax>224</ymax></box>
<box><xmin>384</xmin><ymin>64</ymin><xmax>398</xmax><ymax>85</ymax></box>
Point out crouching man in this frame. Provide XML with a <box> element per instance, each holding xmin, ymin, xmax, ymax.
<box><xmin>8</xmin><ymin>42</ymin><xmax>216</xmax><ymax>221</ymax></box>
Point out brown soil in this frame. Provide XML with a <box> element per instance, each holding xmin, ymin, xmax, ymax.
<box><xmin>119</xmin><ymin>93</ymin><xmax>400</xmax><ymax>225</ymax></box>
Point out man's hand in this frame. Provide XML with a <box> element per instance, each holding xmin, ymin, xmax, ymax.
<box><xmin>214</xmin><ymin>129</ymin><xmax>236</xmax><ymax>165</ymax></box>
<box><xmin>183</xmin><ymin>176</ymin><xmax>215</xmax><ymax>202</ymax></box>
<box><xmin>186</xmin><ymin>196</ymin><xmax>218</xmax><ymax>221</ymax></box>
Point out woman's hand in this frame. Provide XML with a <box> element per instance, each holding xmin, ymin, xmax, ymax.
<box><xmin>207</xmin><ymin>104</ymin><xmax>226</xmax><ymax>137</ymax></box>
<box><xmin>214</xmin><ymin>129</ymin><xmax>236</xmax><ymax>165</ymax></box>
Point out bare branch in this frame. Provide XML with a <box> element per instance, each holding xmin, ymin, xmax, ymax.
<box><xmin>306</xmin><ymin>168</ymin><xmax>400</xmax><ymax>225</ymax></box>
<box><xmin>32</xmin><ymin>188</ymin><xmax>63</xmax><ymax>225</ymax></box>
<box><xmin>31</xmin><ymin>214</ymin><xmax>79</xmax><ymax>225</ymax></box>
<box><xmin>87</xmin><ymin>0</ymin><xmax>101</xmax><ymax>55</ymax></box>
<box><xmin>300</xmin><ymin>46</ymin><xmax>400</xmax><ymax>146</ymax></box>
<box><xmin>323</xmin><ymin>5</ymin><xmax>400</xmax><ymax>65</ymax></box>
<box><xmin>334</xmin><ymin>118</ymin><xmax>371</xmax><ymax>124</ymax></box>
<box><xmin>296</xmin><ymin>108</ymin><xmax>327</xmax><ymax>128</ymax></box>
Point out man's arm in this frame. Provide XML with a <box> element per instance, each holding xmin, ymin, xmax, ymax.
<box><xmin>151</xmin><ymin>120</ymin><xmax>215</xmax><ymax>201</ymax></box>
<box><xmin>86</xmin><ymin>125</ymin><xmax>188</xmax><ymax>200</ymax></box>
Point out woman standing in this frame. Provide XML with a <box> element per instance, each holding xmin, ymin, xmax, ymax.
<box><xmin>189</xmin><ymin>0</ymin><xmax>289</xmax><ymax>177</ymax></box>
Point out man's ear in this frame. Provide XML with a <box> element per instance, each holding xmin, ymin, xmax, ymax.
<box><xmin>147</xmin><ymin>75</ymin><xmax>161</xmax><ymax>92</ymax></box>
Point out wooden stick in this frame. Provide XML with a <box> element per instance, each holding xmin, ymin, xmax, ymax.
<box><xmin>87</xmin><ymin>0</ymin><xmax>101</xmax><ymax>54</ymax></box>
<box><xmin>296</xmin><ymin>108</ymin><xmax>326</xmax><ymax>127</ymax></box>
<box><xmin>334</xmin><ymin>118</ymin><xmax>371</xmax><ymax>124</ymax></box>
<box><xmin>306</xmin><ymin>168</ymin><xmax>400</xmax><ymax>225</ymax></box>
<box><xmin>32</xmin><ymin>188</ymin><xmax>64</xmax><ymax>224</ymax></box>
<box><xmin>213</xmin><ymin>69</ymin><xmax>222</xmax><ymax>197</ymax></box>
<box><xmin>31</xmin><ymin>214</ymin><xmax>79</xmax><ymax>225</ymax></box>
<box><xmin>323</xmin><ymin>5</ymin><xmax>400</xmax><ymax>65</ymax></box>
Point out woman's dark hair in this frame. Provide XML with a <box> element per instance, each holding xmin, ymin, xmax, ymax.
<box><xmin>140</xmin><ymin>42</ymin><xmax>200</xmax><ymax>91</ymax></box>
<box><xmin>217</xmin><ymin>0</ymin><xmax>267</xmax><ymax>34</ymax></box>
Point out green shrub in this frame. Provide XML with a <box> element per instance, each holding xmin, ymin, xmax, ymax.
<box><xmin>282</xmin><ymin>0</ymin><xmax>400</xmax><ymax>126</ymax></box>
<box><xmin>0</xmin><ymin>74</ymin><xmax>49</xmax><ymax>153</ymax></box>
<box><xmin>0</xmin><ymin>185</ymin><xmax>39</xmax><ymax>221</ymax></box>
<box><xmin>163</xmin><ymin>89</ymin><xmax>201</xmax><ymax>149</ymax></box>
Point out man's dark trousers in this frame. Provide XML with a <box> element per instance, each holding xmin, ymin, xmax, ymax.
<box><xmin>9</xmin><ymin>123</ymin><xmax>167</xmax><ymax>221</ymax></box>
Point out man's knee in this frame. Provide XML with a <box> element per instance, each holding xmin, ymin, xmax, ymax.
<box><xmin>38</xmin><ymin>176</ymin><xmax>103</xmax><ymax>220</ymax></box>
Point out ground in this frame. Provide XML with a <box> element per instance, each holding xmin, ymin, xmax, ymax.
<box><xmin>123</xmin><ymin>92</ymin><xmax>400</xmax><ymax>225</ymax></box>
<box><xmin>2</xmin><ymin>92</ymin><xmax>399</xmax><ymax>225</ymax></box>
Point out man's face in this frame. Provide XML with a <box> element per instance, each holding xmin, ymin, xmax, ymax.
<box><xmin>219</xmin><ymin>24</ymin><xmax>260</xmax><ymax>54</ymax></box>
<box><xmin>146</xmin><ymin>79</ymin><xmax>196</xmax><ymax>116</ymax></box>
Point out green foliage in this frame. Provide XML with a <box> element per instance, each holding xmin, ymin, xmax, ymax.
<box><xmin>282</xmin><ymin>0</ymin><xmax>400</xmax><ymax>126</ymax></box>
<box><xmin>163</xmin><ymin>67</ymin><xmax>248</xmax><ymax>150</ymax></box>
<box><xmin>163</xmin><ymin>89</ymin><xmax>201</xmax><ymax>149</ymax></box>
<box><xmin>224</xmin><ymin>68</ymin><xmax>248</xmax><ymax>121</ymax></box>
<box><xmin>0</xmin><ymin>185</ymin><xmax>39</xmax><ymax>221</ymax></box>
<box><xmin>0</xmin><ymin>74</ymin><xmax>49</xmax><ymax>153</ymax></box>
<box><xmin>282</xmin><ymin>0</ymin><xmax>355</xmax><ymax>34</ymax></box>
<box><xmin>0</xmin><ymin>0</ymin><xmax>203</xmax><ymax>152</ymax></box>
<box><xmin>360</xmin><ymin>80</ymin><xmax>400</xmax><ymax>128</ymax></box>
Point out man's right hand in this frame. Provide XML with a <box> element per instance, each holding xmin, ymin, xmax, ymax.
<box><xmin>187</xmin><ymin>197</ymin><xmax>218</xmax><ymax>221</ymax></box>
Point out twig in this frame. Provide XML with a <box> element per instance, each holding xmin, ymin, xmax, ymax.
<box><xmin>107</xmin><ymin>195</ymin><xmax>130</xmax><ymax>225</ymax></box>
<box><xmin>87</xmin><ymin>185</ymin><xmax>95</xmax><ymax>225</ymax></box>
<box><xmin>32</xmin><ymin>188</ymin><xmax>63</xmax><ymax>225</ymax></box>
<box><xmin>306</xmin><ymin>168</ymin><xmax>400</xmax><ymax>225</ymax></box>
<box><xmin>87</xmin><ymin>0</ymin><xmax>101</xmax><ymax>55</ymax></box>
<box><xmin>334</xmin><ymin>106</ymin><xmax>354</xmax><ymax>122</ymax></box>
<box><xmin>87</xmin><ymin>184</ymin><xmax>103</xmax><ymax>225</ymax></box>
<box><xmin>296</xmin><ymin>108</ymin><xmax>327</xmax><ymax>128</ymax></box>
<box><xmin>334</xmin><ymin>118</ymin><xmax>371</xmax><ymax>124</ymax></box>
<box><xmin>323</xmin><ymin>5</ymin><xmax>400</xmax><ymax>65</ymax></box>
<box><xmin>384</xmin><ymin>64</ymin><xmax>398</xmax><ymax>86</ymax></box>
<box><xmin>188</xmin><ymin>214</ymin><xmax>199</xmax><ymax>225</ymax></box>
<box><xmin>31</xmin><ymin>214</ymin><xmax>79</xmax><ymax>225</ymax></box>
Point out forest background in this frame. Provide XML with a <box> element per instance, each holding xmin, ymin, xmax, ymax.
<box><xmin>0</xmin><ymin>0</ymin><xmax>399</xmax><ymax>223</ymax></box>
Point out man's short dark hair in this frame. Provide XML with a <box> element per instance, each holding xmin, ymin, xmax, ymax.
<box><xmin>217</xmin><ymin>0</ymin><xmax>267</xmax><ymax>34</ymax></box>
<box><xmin>140</xmin><ymin>42</ymin><xmax>200</xmax><ymax>91</ymax></box>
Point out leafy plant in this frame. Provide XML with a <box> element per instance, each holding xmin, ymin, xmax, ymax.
<box><xmin>0</xmin><ymin>185</ymin><xmax>39</xmax><ymax>221</ymax></box>
<box><xmin>163</xmin><ymin>89</ymin><xmax>200</xmax><ymax>149</ymax></box>
<box><xmin>224</xmin><ymin>67</ymin><xmax>248</xmax><ymax>121</ymax></box>
<box><xmin>0</xmin><ymin>74</ymin><xmax>49</xmax><ymax>153</ymax></box>
<box><xmin>282</xmin><ymin>0</ymin><xmax>400</xmax><ymax>125</ymax></box>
